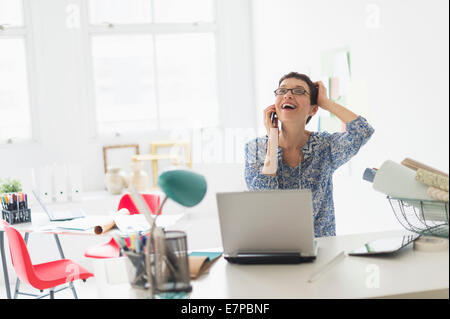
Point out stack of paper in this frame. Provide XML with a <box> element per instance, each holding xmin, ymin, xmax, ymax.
<box><xmin>189</xmin><ymin>252</ymin><xmax>222</xmax><ymax>279</ymax></box>
<box><xmin>112</xmin><ymin>213</ymin><xmax>184</xmax><ymax>234</ymax></box>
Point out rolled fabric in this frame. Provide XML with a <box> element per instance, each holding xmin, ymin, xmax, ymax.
<box><xmin>427</xmin><ymin>186</ymin><xmax>449</xmax><ymax>202</ymax></box>
<box><xmin>261</xmin><ymin>128</ymin><xmax>278</xmax><ymax>175</ymax></box>
<box><xmin>415</xmin><ymin>169</ymin><xmax>449</xmax><ymax>192</ymax></box>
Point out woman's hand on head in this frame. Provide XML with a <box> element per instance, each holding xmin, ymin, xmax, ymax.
<box><xmin>263</xmin><ymin>104</ymin><xmax>278</xmax><ymax>136</ymax></box>
<box><xmin>314</xmin><ymin>81</ymin><xmax>331</xmax><ymax>110</ymax></box>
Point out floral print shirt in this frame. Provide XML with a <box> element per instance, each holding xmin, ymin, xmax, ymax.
<box><xmin>244</xmin><ymin>116</ymin><xmax>375</xmax><ymax>237</ymax></box>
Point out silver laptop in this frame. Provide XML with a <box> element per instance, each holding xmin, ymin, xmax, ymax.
<box><xmin>32</xmin><ymin>190</ymin><xmax>85</xmax><ymax>221</ymax></box>
<box><xmin>216</xmin><ymin>189</ymin><xmax>317</xmax><ymax>264</ymax></box>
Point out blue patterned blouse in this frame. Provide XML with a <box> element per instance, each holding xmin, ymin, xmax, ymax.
<box><xmin>244</xmin><ymin>116</ymin><xmax>375</xmax><ymax>237</ymax></box>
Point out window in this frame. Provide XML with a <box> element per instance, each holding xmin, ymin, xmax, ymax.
<box><xmin>86</xmin><ymin>0</ymin><xmax>218</xmax><ymax>136</ymax></box>
<box><xmin>0</xmin><ymin>0</ymin><xmax>32</xmax><ymax>143</ymax></box>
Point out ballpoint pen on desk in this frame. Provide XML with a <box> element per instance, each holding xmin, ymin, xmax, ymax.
<box><xmin>307</xmin><ymin>251</ymin><xmax>347</xmax><ymax>283</ymax></box>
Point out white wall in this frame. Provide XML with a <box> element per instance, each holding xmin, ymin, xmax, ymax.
<box><xmin>251</xmin><ymin>0</ymin><xmax>449</xmax><ymax>234</ymax></box>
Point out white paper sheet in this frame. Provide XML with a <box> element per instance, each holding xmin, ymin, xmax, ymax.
<box><xmin>112</xmin><ymin>213</ymin><xmax>184</xmax><ymax>234</ymax></box>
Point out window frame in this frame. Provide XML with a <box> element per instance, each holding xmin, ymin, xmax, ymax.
<box><xmin>0</xmin><ymin>0</ymin><xmax>39</xmax><ymax>146</ymax></box>
<box><xmin>80</xmin><ymin>0</ymin><xmax>219</xmax><ymax>139</ymax></box>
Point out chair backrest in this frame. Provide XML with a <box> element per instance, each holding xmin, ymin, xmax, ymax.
<box><xmin>117</xmin><ymin>193</ymin><xmax>161</xmax><ymax>215</ymax></box>
<box><xmin>1</xmin><ymin>220</ymin><xmax>39</xmax><ymax>287</ymax></box>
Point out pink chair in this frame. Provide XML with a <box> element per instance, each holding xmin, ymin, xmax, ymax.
<box><xmin>1</xmin><ymin>220</ymin><xmax>93</xmax><ymax>299</ymax></box>
<box><xmin>84</xmin><ymin>193</ymin><xmax>161</xmax><ymax>259</ymax></box>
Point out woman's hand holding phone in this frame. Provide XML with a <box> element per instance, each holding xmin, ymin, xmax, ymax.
<box><xmin>261</xmin><ymin>105</ymin><xmax>278</xmax><ymax>176</ymax></box>
<box><xmin>314</xmin><ymin>81</ymin><xmax>331</xmax><ymax>110</ymax></box>
<box><xmin>313</xmin><ymin>81</ymin><xmax>358</xmax><ymax>123</ymax></box>
<box><xmin>263</xmin><ymin>104</ymin><xmax>278</xmax><ymax>136</ymax></box>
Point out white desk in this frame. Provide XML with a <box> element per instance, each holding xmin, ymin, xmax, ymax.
<box><xmin>97</xmin><ymin>230</ymin><xmax>449</xmax><ymax>299</ymax></box>
<box><xmin>2</xmin><ymin>192</ymin><xmax>448</xmax><ymax>299</ymax></box>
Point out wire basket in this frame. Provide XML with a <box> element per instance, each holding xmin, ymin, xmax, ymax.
<box><xmin>387</xmin><ymin>196</ymin><xmax>449</xmax><ymax>238</ymax></box>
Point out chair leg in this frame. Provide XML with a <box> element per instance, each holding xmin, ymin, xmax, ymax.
<box><xmin>14</xmin><ymin>232</ymin><xmax>29</xmax><ymax>299</ymax></box>
<box><xmin>1</xmin><ymin>231</ymin><xmax>12</xmax><ymax>299</ymax></box>
<box><xmin>69</xmin><ymin>281</ymin><xmax>78</xmax><ymax>299</ymax></box>
<box><xmin>49</xmin><ymin>288</ymin><xmax>55</xmax><ymax>299</ymax></box>
<box><xmin>53</xmin><ymin>234</ymin><xmax>79</xmax><ymax>299</ymax></box>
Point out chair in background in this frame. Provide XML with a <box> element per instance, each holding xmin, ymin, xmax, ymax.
<box><xmin>1</xmin><ymin>220</ymin><xmax>93</xmax><ymax>299</ymax></box>
<box><xmin>84</xmin><ymin>193</ymin><xmax>161</xmax><ymax>259</ymax></box>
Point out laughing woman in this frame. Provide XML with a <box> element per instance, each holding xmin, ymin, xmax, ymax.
<box><xmin>244</xmin><ymin>72</ymin><xmax>375</xmax><ymax>237</ymax></box>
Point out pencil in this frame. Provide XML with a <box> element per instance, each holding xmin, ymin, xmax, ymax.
<box><xmin>307</xmin><ymin>251</ymin><xmax>346</xmax><ymax>283</ymax></box>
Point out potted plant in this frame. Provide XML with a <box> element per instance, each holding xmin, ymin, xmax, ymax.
<box><xmin>0</xmin><ymin>178</ymin><xmax>22</xmax><ymax>193</ymax></box>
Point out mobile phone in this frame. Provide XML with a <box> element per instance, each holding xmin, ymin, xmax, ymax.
<box><xmin>313</xmin><ymin>84</ymin><xmax>319</xmax><ymax>105</ymax></box>
<box><xmin>270</xmin><ymin>112</ymin><xmax>278</xmax><ymax>128</ymax></box>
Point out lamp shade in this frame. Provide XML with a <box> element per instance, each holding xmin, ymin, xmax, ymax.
<box><xmin>157</xmin><ymin>170</ymin><xmax>207</xmax><ymax>207</ymax></box>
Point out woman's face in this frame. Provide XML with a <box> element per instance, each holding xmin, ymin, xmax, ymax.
<box><xmin>274</xmin><ymin>78</ymin><xmax>317</xmax><ymax>126</ymax></box>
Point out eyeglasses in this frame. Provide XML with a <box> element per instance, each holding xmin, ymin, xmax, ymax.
<box><xmin>274</xmin><ymin>87</ymin><xmax>310</xmax><ymax>96</ymax></box>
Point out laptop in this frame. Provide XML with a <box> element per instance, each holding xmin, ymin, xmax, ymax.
<box><xmin>32</xmin><ymin>190</ymin><xmax>86</xmax><ymax>221</ymax></box>
<box><xmin>216</xmin><ymin>189</ymin><xmax>318</xmax><ymax>264</ymax></box>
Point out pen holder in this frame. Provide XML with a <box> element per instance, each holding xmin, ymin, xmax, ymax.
<box><xmin>124</xmin><ymin>251</ymin><xmax>149</xmax><ymax>290</ymax></box>
<box><xmin>2</xmin><ymin>208</ymin><xmax>31</xmax><ymax>225</ymax></box>
<box><xmin>152</xmin><ymin>230</ymin><xmax>192</xmax><ymax>295</ymax></box>
<box><xmin>124</xmin><ymin>230</ymin><xmax>192</xmax><ymax>297</ymax></box>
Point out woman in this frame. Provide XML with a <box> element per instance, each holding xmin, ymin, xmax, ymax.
<box><xmin>244</xmin><ymin>72</ymin><xmax>375</xmax><ymax>237</ymax></box>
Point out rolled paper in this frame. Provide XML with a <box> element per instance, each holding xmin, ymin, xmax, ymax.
<box><xmin>415</xmin><ymin>169</ymin><xmax>449</xmax><ymax>192</ymax></box>
<box><xmin>94</xmin><ymin>208</ymin><xmax>130</xmax><ymax>235</ymax></box>
<box><xmin>401</xmin><ymin>158</ymin><xmax>448</xmax><ymax>177</ymax></box>
<box><xmin>372</xmin><ymin>161</ymin><xmax>448</xmax><ymax>222</ymax></box>
<box><xmin>372</xmin><ymin>160</ymin><xmax>433</xmax><ymax>201</ymax></box>
<box><xmin>363</xmin><ymin>168</ymin><xmax>376</xmax><ymax>183</ymax></box>
<box><xmin>427</xmin><ymin>186</ymin><xmax>449</xmax><ymax>202</ymax></box>
<box><xmin>261</xmin><ymin>128</ymin><xmax>278</xmax><ymax>175</ymax></box>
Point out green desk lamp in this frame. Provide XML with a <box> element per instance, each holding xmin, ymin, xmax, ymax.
<box><xmin>155</xmin><ymin>169</ymin><xmax>208</xmax><ymax>214</ymax></box>
<box><xmin>130</xmin><ymin>169</ymin><xmax>207</xmax><ymax>298</ymax></box>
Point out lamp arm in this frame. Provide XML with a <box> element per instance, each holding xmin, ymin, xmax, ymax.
<box><xmin>151</xmin><ymin>195</ymin><xmax>168</xmax><ymax>231</ymax></box>
<box><xmin>156</xmin><ymin>195</ymin><xmax>168</xmax><ymax>216</ymax></box>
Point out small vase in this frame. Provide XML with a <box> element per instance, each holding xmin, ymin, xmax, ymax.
<box><xmin>105</xmin><ymin>166</ymin><xmax>125</xmax><ymax>195</ymax></box>
<box><xmin>129</xmin><ymin>161</ymin><xmax>149</xmax><ymax>192</ymax></box>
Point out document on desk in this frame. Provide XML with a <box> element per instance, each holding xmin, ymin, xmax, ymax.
<box><xmin>38</xmin><ymin>216</ymin><xmax>110</xmax><ymax>232</ymax></box>
<box><xmin>112</xmin><ymin>213</ymin><xmax>184</xmax><ymax>234</ymax></box>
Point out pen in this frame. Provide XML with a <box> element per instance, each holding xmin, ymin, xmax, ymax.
<box><xmin>130</xmin><ymin>233</ymin><xmax>136</xmax><ymax>252</ymax></box>
<box><xmin>308</xmin><ymin>251</ymin><xmax>346</xmax><ymax>283</ymax></box>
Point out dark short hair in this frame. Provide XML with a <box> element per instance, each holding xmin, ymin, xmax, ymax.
<box><xmin>278</xmin><ymin>72</ymin><xmax>318</xmax><ymax>124</ymax></box>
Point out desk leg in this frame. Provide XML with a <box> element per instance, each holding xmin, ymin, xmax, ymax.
<box><xmin>53</xmin><ymin>234</ymin><xmax>78</xmax><ymax>299</ymax></box>
<box><xmin>0</xmin><ymin>231</ymin><xmax>11</xmax><ymax>299</ymax></box>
